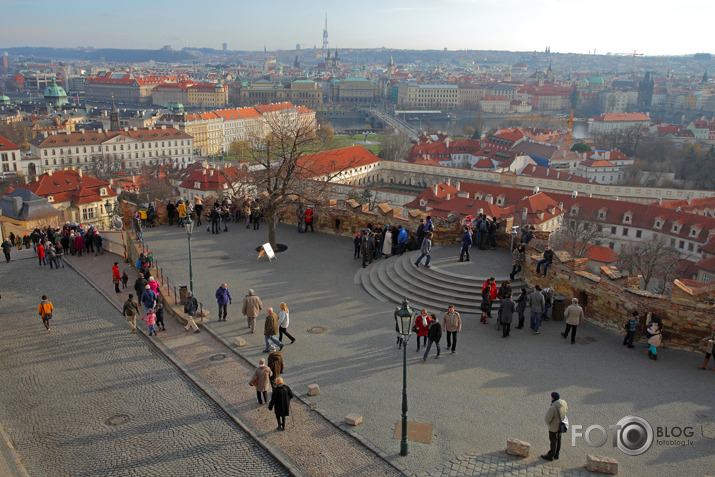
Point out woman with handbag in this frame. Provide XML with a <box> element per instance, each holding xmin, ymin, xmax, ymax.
<box><xmin>250</xmin><ymin>358</ymin><xmax>273</xmax><ymax>405</ymax></box>
<box><xmin>414</xmin><ymin>309</ymin><xmax>431</xmax><ymax>352</ymax></box>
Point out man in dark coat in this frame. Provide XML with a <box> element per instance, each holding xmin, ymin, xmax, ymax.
<box><xmin>498</xmin><ymin>292</ymin><xmax>516</xmax><ymax>338</ymax></box>
<box><xmin>268</xmin><ymin>377</ymin><xmax>294</xmax><ymax>431</ymax></box>
<box><xmin>134</xmin><ymin>274</ymin><xmax>148</xmax><ymax>301</ymax></box>
<box><xmin>194</xmin><ymin>202</ymin><xmax>203</xmax><ymax>226</ymax></box>
<box><xmin>166</xmin><ymin>202</ymin><xmax>176</xmax><ymax>226</ymax></box>
<box><xmin>459</xmin><ymin>225</ymin><xmax>472</xmax><ymax>262</ymax></box>
<box><xmin>93</xmin><ymin>232</ymin><xmax>103</xmax><ymax>256</ymax></box>
<box><xmin>420</xmin><ymin>315</ymin><xmax>442</xmax><ymax>361</ymax></box>
<box><xmin>210</xmin><ymin>207</ymin><xmax>220</xmax><ymax>234</ymax></box>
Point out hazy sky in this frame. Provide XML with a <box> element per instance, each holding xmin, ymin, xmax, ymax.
<box><xmin>0</xmin><ymin>0</ymin><xmax>711</xmax><ymax>56</ymax></box>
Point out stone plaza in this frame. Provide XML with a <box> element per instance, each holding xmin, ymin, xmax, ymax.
<box><xmin>0</xmin><ymin>223</ymin><xmax>712</xmax><ymax>476</ymax></box>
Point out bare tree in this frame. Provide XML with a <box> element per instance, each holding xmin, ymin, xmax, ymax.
<box><xmin>620</xmin><ymin>236</ymin><xmax>683</xmax><ymax>292</ymax></box>
<box><xmin>379</xmin><ymin>132</ymin><xmax>411</xmax><ymax>161</ymax></box>
<box><xmin>551</xmin><ymin>210</ymin><xmax>607</xmax><ymax>258</ymax></box>
<box><xmin>239</xmin><ymin>112</ymin><xmax>361</xmax><ymax>249</ymax></box>
<box><xmin>83</xmin><ymin>154</ymin><xmax>123</xmax><ymax>181</ymax></box>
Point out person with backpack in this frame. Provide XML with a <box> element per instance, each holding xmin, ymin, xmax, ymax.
<box><xmin>38</xmin><ymin>295</ymin><xmax>54</xmax><ymax>333</ymax></box>
<box><xmin>459</xmin><ymin>225</ymin><xmax>472</xmax><ymax>262</ymax></box>
<box><xmin>478</xmin><ymin>215</ymin><xmax>490</xmax><ymax>250</ymax></box>
<box><xmin>623</xmin><ymin>311</ymin><xmax>639</xmax><ymax>348</ymax></box>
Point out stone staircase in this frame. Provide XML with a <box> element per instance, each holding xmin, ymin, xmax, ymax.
<box><xmin>357</xmin><ymin>251</ymin><xmax>526</xmax><ymax>315</ymax></box>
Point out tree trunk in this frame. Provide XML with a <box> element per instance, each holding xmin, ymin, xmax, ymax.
<box><xmin>267</xmin><ymin>210</ymin><xmax>277</xmax><ymax>250</ymax></box>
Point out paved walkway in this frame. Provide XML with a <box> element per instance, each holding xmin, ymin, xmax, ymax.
<box><xmin>0</xmin><ymin>256</ymin><xmax>286</xmax><ymax>476</ymax></box>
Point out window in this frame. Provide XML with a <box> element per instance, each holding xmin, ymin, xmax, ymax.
<box><xmin>82</xmin><ymin>207</ymin><xmax>95</xmax><ymax>220</ymax></box>
<box><xmin>636</xmin><ymin>230</ymin><xmax>642</xmax><ymax>238</ymax></box>
<box><xmin>679</xmin><ymin>240</ymin><xmax>685</xmax><ymax>249</ymax></box>
<box><xmin>1</xmin><ymin>153</ymin><xmax>7</xmax><ymax>162</ymax></box>
<box><xmin>611</xmin><ymin>226</ymin><xmax>617</xmax><ymax>234</ymax></box>
<box><xmin>688</xmin><ymin>243</ymin><xmax>694</xmax><ymax>252</ymax></box>
<box><xmin>622</xmin><ymin>227</ymin><xmax>628</xmax><ymax>236</ymax></box>
<box><xmin>44</xmin><ymin>150</ymin><xmax>48</xmax><ymax>156</ymax></box>
<box><xmin>704</xmin><ymin>273</ymin><xmax>710</xmax><ymax>283</ymax></box>
<box><xmin>608</xmin><ymin>242</ymin><xmax>615</xmax><ymax>250</ymax></box>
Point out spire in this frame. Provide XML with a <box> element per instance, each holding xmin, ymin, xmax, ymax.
<box><xmin>548</xmin><ymin>60</ymin><xmax>552</xmax><ymax>72</ymax></box>
<box><xmin>110</xmin><ymin>94</ymin><xmax>120</xmax><ymax>131</ymax></box>
<box><xmin>702</xmin><ymin>70</ymin><xmax>709</xmax><ymax>84</ymax></box>
<box><xmin>322</xmin><ymin>13</ymin><xmax>329</xmax><ymax>52</ymax></box>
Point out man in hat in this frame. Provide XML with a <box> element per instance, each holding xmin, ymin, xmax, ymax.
<box><xmin>541</xmin><ymin>391</ymin><xmax>568</xmax><ymax>461</ymax></box>
<box><xmin>242</xmin><ymin>289</ymin><xmax>263</xmax><ymax>333</ymax></box>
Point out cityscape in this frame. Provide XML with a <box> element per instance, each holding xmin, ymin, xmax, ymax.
<box><xmin>0</xmin><ymin>3</ymin><xmax>713</xmax><ymax>477</ymax></box>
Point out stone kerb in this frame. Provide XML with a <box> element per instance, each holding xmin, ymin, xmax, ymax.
<box><xmin>521</xmin><ymin>245</ymin><xmax>714</xmax><ymax>352</ymax></box>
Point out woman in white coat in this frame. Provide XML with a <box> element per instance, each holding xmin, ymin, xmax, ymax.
<box><xmin>278</xmin><ymin>302</ymin><xmax>295</xmax><ymax>344</ymax></box>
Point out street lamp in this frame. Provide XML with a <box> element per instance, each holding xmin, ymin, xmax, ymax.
<box><xmin>184</xmin><ymin>218</ymin><xmax>194</xmax><ymax>294</ymax></box>
<box><xmin>394</xmin><ymin>298</ymin><xmax>416</xmax><ymax>456</ymax></box>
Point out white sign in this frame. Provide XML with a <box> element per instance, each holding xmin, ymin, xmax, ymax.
<box><xmin>258</xmin><ymin>242</ymin><xmax>276</xmax><ymax>261</ymax></box>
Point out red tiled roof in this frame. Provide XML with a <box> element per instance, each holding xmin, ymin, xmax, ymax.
<box><xmin>584</xmin><ymin>245</ymin><xmax>619</xmax><ymax>263</ymax></box>
<box><xmin>0</xmin><ymin>134</ymin><xmax>20</xmax><ymax>151</ymax></box>
<box><xmin>580</xmin><ymin>159</ymin><xmax>616</xmax><ymax>168</ymax></box>
<box><xmin>297</xmin><ymin>145</ymin><xmax>381</xmax><ymax>177</ymax></box>
<box><xmin>696</xmin><ymin>256</ymin><xmax>715</xmax><ymax>272</ymax></box>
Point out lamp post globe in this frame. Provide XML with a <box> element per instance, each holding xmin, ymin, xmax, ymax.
<box><xmin>394</xmin><ymin>298</ymin><xmax>415</xmax><ymax>456</ymax></box>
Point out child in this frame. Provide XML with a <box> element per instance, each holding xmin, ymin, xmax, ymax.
<box><xmin>142</xmin><ymin>308</ymin><xmax>157</xmax><ymax>336</ymax></box>
<box><xmin>155</xmin><ymin>303</ymin><xmax>166</xmax><ymax>331</ymax></box>
<box><xmin>147</xmin><ymin>250</ymin><xmax>153</xmax><ymax>268</ymax></box>
<box><xmin>121</xmin><ymin>271</ymin><xmax>129</xmax><ymax>290</ymax></box>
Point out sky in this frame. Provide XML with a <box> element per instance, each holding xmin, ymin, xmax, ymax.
<box><xmin>0</xmin><ymin>0</ymin><xmax>711</xmax><ymax>56</ymax></box>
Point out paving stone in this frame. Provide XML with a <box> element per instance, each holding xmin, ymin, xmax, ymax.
<box><xmin>506</xmin><ymin>438</ymin><xmax>531</xmax><ymax>457</ymax></box>
<box><xmin>345</xmin><ymin>413</ymin><xmax>363</xmax><ymax>426</ymax></box>
<box><xmin>307</xmin><ymin>383</ymin><xmax>320</xmax><ymax>396</ymax></box>
<box><xmin>586</xmin><ymin>454</ymin><xmax>618</xmax><ymax>474</ymax></box>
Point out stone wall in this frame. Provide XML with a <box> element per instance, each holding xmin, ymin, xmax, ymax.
<box><xmin>521</xmin><ymin>243</ymin><xmax>715</xmax><ymax>352</ymax></box>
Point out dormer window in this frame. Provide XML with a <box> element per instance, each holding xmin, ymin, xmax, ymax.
<box><xmin>671</xmin><ymin>222</ymin><xmax>680</xmax><ymax>233</ymax></box>
<box><xmin>598</xmin><ymin>207</ymin><xmax>607</xmax><ymax>220</ymax></box>
<box><xmin>689</xmin><ymin>226</ymin><xmax>700</xmax><ymax>237</ymax></box>
<box><xmin>654</xmin><ymin>218</ymin><xmax>663</xmax><ymax>229</ymax></box>
<box><xmin>194</xmin><ymin>182</ymin><xmax>201</xmax><ymax>189</ymax></box>
<box><xmin>100</xmin><ymin>188</ymin><xmax>107</xmax><ymax>196</ymax></box>
<box><xmin>623</xmin><ymin>213</ymin><xmax>632</xmax><ymax>224</ymax></box>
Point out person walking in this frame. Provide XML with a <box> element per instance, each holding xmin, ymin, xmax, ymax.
<box><xmin>93</xmin><ymin>232</ymin><xmax>103</xmax><ymax>256</ymax></box>
<box><xmin>561</xmin><ymin>298</ymin><xmax>584</xmax><ymax>344</ymax></box>
<box><xmin>622</xmin><ymin>311</ymin><xmax>639</xmax><ymax>348</ymax></box>
<box><xmin>37</xmin><ymin>242</ymin><xmax>46</xmax><ymax>266</ymax></box>
<box><xmin>183</xmin><ymin>291</ymin><xmax>200</xmax><ymax>333</ymax></box>
<box><xmin>134</xmin><ymin>273</ymin><xmax>148</xmax><ymax>300</ymax></box>
<box><xmin>304</xmin><ymin>206</ymin><xmax>314</xmax><ymax>233</ymax></box>
<box><xmin>396</xmin><ymin>226</ymin><xmax>408</xmax><ymax>255</ymax></box>
<box><xmin>210</xmin><ymin>207</ymin><xmax>221</xmax><ymax>234</ymax></box>
<box><xmin>510</xmin><ymin>244</ymin><xmax>526</xmax><ymax>280</ymax></box>
<box><xmin>38</xmin><ymin>295</ymin><xmax>54</xmax><ymax>333</ymax></box>
<box><xmin>242</xmin><ymin>289</ymin><xmax>263</xmax><ymax>333</ymax></box>
<box><xmin>123</xmin><ymin>293</ymin><xmax>140</xmax><ymax>334</ymax></box>
<box><xmin>697</xmin><ymin>322</ymin><xmax>715</xmax><ymax>370</ymax></box>
<box><xmin>268</xmin><ymin>378</ymin><xmax>294</xmax><ymax>431</ymax></box>
<box><xmin>46</xmin><ymin>243</ymin><xmax>57</xmax><ymax>269</ymax></box>
<box><xmin>263</xmin><ymin>307</ymin><xmax>284</xmax><ymax>352</ymax></box>
<box><xmin>529</xmin><ymin>285</ymin><xmax>546</xmax><ymax>334</ymax></box>
<box><xmin>112</xmin><ymin>262</ymin><xmax>122</xmax><ymax>293</ymax></box>
<box><xmin>250</xmin><ymin>358</ymin><xmax>273</xmax><ymax>405</ymax></box>
<box><xmin>498</xmin><ymin>292</ymin><xmax>516</xmax><ymax>338</ymax></box>
<box><xmin>414</xmin><ymin>309</ymin><xmax>431</xmax><ymax>352</ymax></box>
<box><xmin>215</xmin><ymin>283</ymin><xmax>232</xmax><ymax>321</ymax></box>
<box><xmin>277</xmin><ymin>302</ymin><xmax>295</xmax><ymax>344</ymax></box>
<box><xmin>140</xmin><ymin>285</ymin><xmax>157</xmax><ymax>317</ymax></box>
<box><xmin>515</xmin><ymin>287</ymin><xmax>528</xmax><ymax>329</ymax></box>
<box><xmin>442</xmin><ymin>305</ymin><xmax>461</xmax><ymax>354</ymax></box>
<box><xmin>459</xmin><ymin>226</ymin><xmax>472</xmax><ymax>262</ymax></box>
<box><xmin>1</xmin><ymin>237</ymin><xmax>12</xmax><ymax>262</ymax></box>
<box><xmin>414</xmin><ymin>232</ymin><xmax>433</xmax><ymax>268</ymax></box>
<box><xmin>148</xmin><ymin>276</ymin><xmax>160</xmax><ymax>294</ymax></box>
<box><xmin>541</xmin><ymin>391</ymin><xmax>568</xmax><ymax>461</ymax></box>
<box><xmin>142</xmin><ymin>308</ymin><xmax>157</xmax><ymax>336</ymax></box>
<box><xmin>54</xmin><ymin>242</ymin><xmax>65</xmax><ymax>268</ymax></box>
<box><xmin>420</xmin><ymin>314</ymin><xmax>442</xmax><ymax>361</ymax></box>
<box><xmin>536</xmin><ymin>246</ymin><xmax>554</xmax><ymax>277</ymax></box>
<box><xmin>155</xmin><ymin>303</ymin><xmax>166</xmax><ymax>331</ymax></box>
<box><xmin>267</xmin><ymin>350</ymin><xmax>284</xmax><ymax>387</ymax></box>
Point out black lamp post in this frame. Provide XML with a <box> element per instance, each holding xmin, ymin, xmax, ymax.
<box><xmin>394</xmin><ymin>298</ymin><xmax>416</xmax><ymax>456</ymax></box>
<box><xmin>184</xmin><ymin>218</ymin><xmax>194</xmax><ymax>294</ymax></box>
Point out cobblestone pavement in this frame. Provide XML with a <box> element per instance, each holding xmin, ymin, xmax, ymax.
<box><xmin>0</xmin><ymin>258</ymin><xmax>287</xmax><ymax>477</ymax></box>
<box><xmin>65</xmin><ymin>249</ymin><xmax>402</xmax><ymax>477</ymax></box>
<box><xmin>136</xmin><ymin>223</ymin><xmax>714</xmax><ymax>477</ymax></box>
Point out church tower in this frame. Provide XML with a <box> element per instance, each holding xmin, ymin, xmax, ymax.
<box><xmin>110</xmin><ymin>96</ymin><xmax>120</xmax><ymax>131</ymax></box>
<box><xmin>387</xmin><ymin>56</ymin><xmax>395</xmax><ymax>76</ymax></box>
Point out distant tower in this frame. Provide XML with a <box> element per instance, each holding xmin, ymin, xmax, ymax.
<box><xmin>637</xmin><ymin>71</ymin><xmax>654</xmax><ymax>108</ymax></box>
<box><xmin>546</xmin><ymin>60</ymin><xmax>554</xmax><ymax>82</ymax></box>
<box><xmin>701</xmin><ymin>70</ymin><xmax>709</xmax><ymax>84</ymax></box>
<box><xmin>333</xmin><ymin>48</ymin><xmax>340</xmax><ymax>71</ymax></box>
<box><xmin>110</xmin><ymin>95</ymin><xmax>120</xmax><ymax>131</ymax></box>
<box><xmin>387</xmin><ymin>56</ymin><xmax>395</xmax><ymax>76</ymax></box>
<box><xmin>222</xmin><ymin>43</ymin><xmax>227</xmax><ymax>52</ymax></box>
<box><xmin>296</xmin><ymin>43</ymin><xmax>301</xmax><ymax>51</ymax></box>
<box><xmin>322</xmin><ymin>13</ymin><xmax>329</xmax><ymax>53</ymax></box>
<box><xmin>294</xmin><ymin>55</ymin><xmax>300</xmax><ymax>69</ymax></box>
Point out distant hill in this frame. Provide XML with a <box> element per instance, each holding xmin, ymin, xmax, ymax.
<box><xmin>2</xmin><ymin>46</ymin><xmax>202</xmax><ymax>63</ymax></box>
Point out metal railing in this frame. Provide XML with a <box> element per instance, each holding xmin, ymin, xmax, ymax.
<box><xmin>126</xmin><ymin>230</ymin><xmax>203</xmax><ymax>311</ymax></box>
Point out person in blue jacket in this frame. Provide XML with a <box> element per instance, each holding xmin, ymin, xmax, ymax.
<box><xmin>215</xmin><ymin>283</ymin><xmax>233</xmax><ymax>321</ymax></box>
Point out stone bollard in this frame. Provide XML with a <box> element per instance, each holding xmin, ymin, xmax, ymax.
<box><xmin>232</xmin><ymin>337</ymin><xmax>247</xmax><ymax>347</ymax></box>
<box><xmin>345</xmin><ymin>413</ymin><xmax>363</xmax><ymax>426</ymax></box>
<box><xmin>505</xmin><ymin>438</ymin><xmax>530</xmax><ymax>457</ymax></box>
<box><xmin>307</xmin><ymin>384</ymin><xmax>320</xmax><ymax>396</ymax></box>
<box><xmin>586</xmin><ymin>454</ymin><xmax>618</xmax><ymax>474</ymax></box>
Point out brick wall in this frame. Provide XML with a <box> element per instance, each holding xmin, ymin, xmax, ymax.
<box><xmin>521</xmin><ymin>242</ymin><xmax>715</xmax><ymax>352</ymax></box>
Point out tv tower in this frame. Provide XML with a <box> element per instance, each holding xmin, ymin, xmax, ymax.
<box><xmin>322</xmin><ymin>14</ymin><xmax>329</xmax><ymax>52</ymax></box>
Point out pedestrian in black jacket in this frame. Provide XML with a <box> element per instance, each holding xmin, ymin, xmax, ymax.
<box><xmin>268</xmin><ymin>378</ymin><xmax>294</xmax><ymax>431</ymax></box>
<box><xmin>420</xmin><ymin>314</ymin><xmax>442</xmax><ymax>361</ymax></box>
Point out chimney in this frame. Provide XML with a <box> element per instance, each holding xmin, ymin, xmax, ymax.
<box><xmin>446</xmin><ymin>177</ymin><xmax>451</xmax><ymax>186</ymax></box>
<box><xmin>98</xmin><ymin>128</ymin><xmax>102</xmax><ymax>134</ymax></box>
<box><xmin>12</xmin><ymin>196</ymin><xmax>22</xmax><ymax>216</ymax></box>
<box><xmin>210</xmin><ymin>169</ymin><xmax>214</xmax><ymax>176</ymax></box>
<box><xmin>433</xmin><ymin>184</ymin><xmax>439</xmax><ymax>195</ymax></box>
<box><xmin>546</xmin><ymin>169</ymin><xmax>550</xmax><ymax>177</ymax></box>
<box><xmin>124</xmin><ymin>127</ymin><xmax>129</xmax><ymax>132</ymax></box>
<box><xmin>533</xmin><ymin>186</ymin><xmax>540</xmax><ymax>194</ymax></box>
<box><xmin>445</xmin><ymin>137</ymin><xmax>450</xmax><ymax>148</ymax></box>
<box><xmin>47</xmin><ymin>169</ymin><xmax>53</xmax><ymax>176</ymax></box>
<box><xmin>572</xmin><ymin>191</ymin><xmax>578</xmax><ymax>198</ymax></box>
<box><xmin>43</xmin><ymin>131</ymin><xmax>48</xmax><ymax>138</ymax></box>
<box><xmin>78</xmin><ymin>168</ymin><xmax>83</xmax><ymax>177</ymax></box>
<box><xmin>109</xmin><ymin>178</ymin><xmax>113</xmax><ymax>186</ymax></box>
<box><xmin>485</xmin><ymin>194</ymin><xmax>493</xmax><ymax>204</ymax></box>
<box><xmin>446</xmin><ymin>193</ymin><xmax>451</xmax><ymax>200</ymax></box>
<box><xmin>556</xmin><ymin>171</ymin><xmax>560</xmax><ymax>179</ymax></box>
<box><xmin>558</xmin><ymin>202</ymin><xmax>563</xmax><ymax>210</ymax></box>
<box><xmin>686</xmin><ymin>196</ymin><xmax>691</xmax><ymax>205</ymax></box>
<box><xmin>133</xmin><ymin>127</ymin><xmax>137</xmax><ymax>131</ymax></box>
<box><xmin>614</xmin><ymin>196</ymin><xmax>619</xmax><ymax>201</ymax></box>
<box><xmin>131</xmin><ymin>175</ymin><xmax>135</xmax><ymax>183</ymax></box>
<box><xmin>522</xmin><ymin>207</ymin><xmax>528</xmax><ymax>221</ymax></box>
<box><xmin>456</xmin><ymin>181</ymin><xmax>461</xmax><ymax>192</ymax></box>
<box><xmin>657</xmin><ymin>197</ymin><xmax>662</xmax><ymax>205</ymax></box>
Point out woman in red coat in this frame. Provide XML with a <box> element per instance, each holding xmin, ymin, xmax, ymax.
<box><xmin>37</xmin><ymin>243</ymin><xmax>46</xmax><ymax>266</ymax></box>
<box><xmin>112</xmin><ymin>262</ymin><xmax>122</xmax><ymax>293</ymax></box>
<box><xmin>414</xmin><ymin>309</ymin><xmax>431</xmax><ymax>352</ymax></box>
